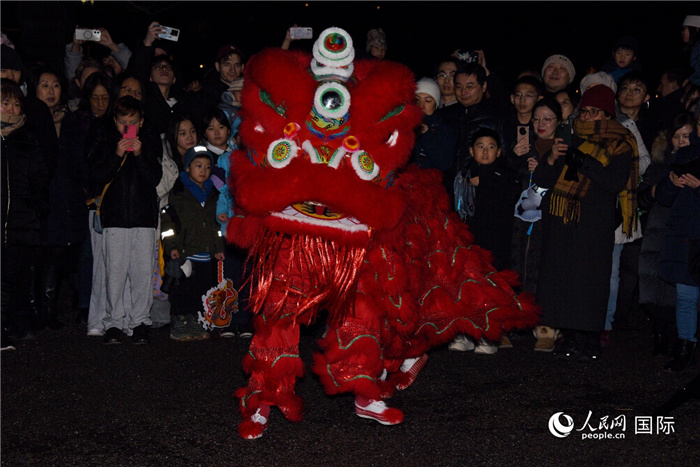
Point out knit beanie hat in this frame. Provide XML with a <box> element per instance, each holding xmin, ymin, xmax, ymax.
<box><xmin>580</xmin><ymin>71</ymin><xmax>617</xmax><ymax>95</ymax></box>
<box><xmin>683</xmin><ymin>15</ymin><xmax>700</xmax><ymax>28</ymax></box>
<box><xmin>415</xmin><ymin>77</ymin><xmax>441</xmax><ymax>107</ymax></box>
<box><xmin>0</xmin><ymin>44</ymin><xmax>23</xmax><ymax>72</ymax></box>
<box><xmin>541</xmin><ymin>54</ymin><xmax>576</xmax><ymax>84</ymax></box>
<box><xmin>184</xmin><ymin>145</ymin><xmax>214</xmax><ymax>169</ymax></box>
<box><xmin>579</xmin><ymin>85</ymin><xmax>616</xmax><ymax>118</ymax></box>
<box><xmin>366</xmin><ymin>28</ymin><xmax>386</xmax><ymax>52</ymax></box>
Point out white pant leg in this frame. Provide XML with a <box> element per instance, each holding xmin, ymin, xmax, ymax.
<box><xmin>102</xmin><ymin>227</ymin><xmax>130</xmax><ymax>331</ymax></box>
<box><xmin>87</xmin><ymin>211</ymin><xmax>107</xmax><ymax>332</ymax></box>
<box><xmin>125</xmin><ymin>227</ymin><xmax>155</xmax><ymax>330</ymax></box>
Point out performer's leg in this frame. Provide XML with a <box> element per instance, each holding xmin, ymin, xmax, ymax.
<box><xmin>237</xmin><ymin>298</ymin><xmax>304</xmax><ymax>439</ymax></box>
<box><xmin>312</xmin><ymin>296</ymin><xmax>403</xmax><ymax>425</ymax></box>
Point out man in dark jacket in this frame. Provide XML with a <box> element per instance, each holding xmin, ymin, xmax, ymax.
<box><xmin>189</xmin><ymin>45</ymin><xmax>245</xmax><ymax>133</ymax></box>
<box><xmin>436</xmin><ymin>62</ymin><xmax>507</xmax><ymax>208</ymax></box>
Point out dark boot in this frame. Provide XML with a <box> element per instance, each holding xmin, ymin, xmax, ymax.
<box><xmin>651</xmin><ymin>317</ymin><xmax>670</xmax><ymax>356</ymax></box>
<box><xmin>663</xmin><ymin>339</ymin><xmax>697</xmax><ymax>372</ymax></box>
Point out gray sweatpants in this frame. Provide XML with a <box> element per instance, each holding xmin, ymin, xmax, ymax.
<box><xmin>102</xmin><ymin>227</ymin><xmax>155</xmax><ymax>332</ymax></box>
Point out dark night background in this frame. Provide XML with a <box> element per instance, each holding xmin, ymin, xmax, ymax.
<box><xmin>1</xmin><ymin>1</ymin><xmax>698</xmax><ymax>94</ymax></box>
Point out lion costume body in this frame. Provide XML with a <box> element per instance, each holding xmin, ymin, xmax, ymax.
<box><xmin>226</xmin><ymin>28</ymin><xmax>539</xmax><ymax>439</ymax></box>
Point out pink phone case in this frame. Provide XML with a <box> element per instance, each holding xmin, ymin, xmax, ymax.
<box><xmin>123</xmin><ymin>125</ymin><xmax>137</xmax><ymax>151</ymax></box>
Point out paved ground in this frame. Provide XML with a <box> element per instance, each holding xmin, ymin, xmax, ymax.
<box><xmin>1</xmin><ymin>305</ymin><xmax>699</xmax><ymax>466</ymax></box>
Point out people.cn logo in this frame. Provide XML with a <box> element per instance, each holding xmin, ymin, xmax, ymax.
<box><xmin>548</xmin><ymin>412</ymin><xmax>575</xmax><ymax>438</ymax></box>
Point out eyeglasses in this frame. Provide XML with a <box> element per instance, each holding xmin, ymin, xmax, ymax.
<box><xmin>456</xmin><ymin>83</ymin><xmax>480</xmax><ymax>91</ymax></box>
<box><xmin>90</xmin><ymin>96</ymin><xmax>110</xmax><ymax>104</ymax></box>
<box><xmin>579</xmin><ymin>107</ymin><xmax>602</xmax><ymax>118</ymax></box>
<box><xmin>619</xmin><ymin>86</ymin><xmax>644</xmax><ymax>96</ymax></box>
<box><xmin>513</xmin><ymin>92</ymin><xmax>536</xmax><ymax>100</ymax></box>
<box><xmin>121</xmin><ymin>86</ymin><xmax>143</xmax><ymax>98</ymax></box>
<box><xmin>436</xmin><ymin>71</ymin><xmax>455</xmax><ymax>80</ymax></box>
<box><xmin>532</xmin><ymin>116</ymin><xmax>556</xmax><ymax>124</ymax></box>
<box><xmin>153</xmin><ymin>65</ymin><xmax>172</xmax><ymax>72</ymax></box>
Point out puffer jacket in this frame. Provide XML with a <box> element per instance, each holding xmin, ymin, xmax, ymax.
<box><xmin>1</xmin><ymin>121</ymin><xmax>50</xmax><ymax>246</ymax></box>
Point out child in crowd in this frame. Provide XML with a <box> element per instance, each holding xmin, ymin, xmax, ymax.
<box><xmin>450</xmin><ymin>128</ymin><xmax>522</xmax><ymax>354</ymax></box>
<box><xmin>161</xmin><ymin>145</ymin><xmax>224</xmax><ymax>341</ymax></box>
<box><xmin>215</xmin><ymin>89</ymin><xmax>254</xmax><ymax>339</ymax></box>
<box><xmin>89</xmin><ymin>95</ymin><xmax>162</xmax><ymax>345</ymax></box>
<box><xmin>601</xmin><ymin>36</ymin><xmax>642</xmax><ymax>84</ymax></box>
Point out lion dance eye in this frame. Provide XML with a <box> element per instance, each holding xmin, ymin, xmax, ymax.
<box><xmin>351</xmin><ymin>151</ymin><xmax>380</xmax><ymax>181</ymax></box>
<box><xmin>267</xmin><ymin>138</ymin><xmax>299</xmax><ymax>168</ymax></box>
<box><xmin>314</xmin><ymin>82</ymin><xmax>351</xmax><ymax>120</ymax></box>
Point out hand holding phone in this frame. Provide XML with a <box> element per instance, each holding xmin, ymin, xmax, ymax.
<box><xmin>517</xmin><ymin>125</ymin><xmax>529</xmax><ymax>144</ymax></box>
<box><xmin>123</xmin><ymin>125</ymin><xmax>138</xmax><ymax>151</ymax></box>
<box><xmin>156</xmin><ymin>25</ymin><xmax>180</xmax><ymax>42</ymax></box>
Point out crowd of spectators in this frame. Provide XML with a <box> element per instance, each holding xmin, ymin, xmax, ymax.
<box><xmin>1</xmin><ymin>13</ymin><xmax>699</xmax><ymax>374</ymax></box>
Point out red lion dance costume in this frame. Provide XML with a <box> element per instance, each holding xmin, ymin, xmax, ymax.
<box><xmin>227</xmin><ymin>27</ymin><xmax>539</xmax><ymax>439</ymax></box>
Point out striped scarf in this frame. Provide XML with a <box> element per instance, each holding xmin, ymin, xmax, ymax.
<box><xmin>549</xmin><ymin>119</ymin><xmax>638</xmax><ymax>237</ymax></box>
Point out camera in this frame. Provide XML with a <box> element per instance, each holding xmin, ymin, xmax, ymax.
<box><xmin>457</xmin><ymin>51</ymin><xmax>479</xmax><ymax>63</ymax></box>
<box><xmin>156</xmin><ymin>25</ymin><xmax>180</xmax><ymax>42</ymax></box>
<box><xmin>75</xmin><ymin>29</ymin><xmax>102</xmax><ymax>41</ymax></box>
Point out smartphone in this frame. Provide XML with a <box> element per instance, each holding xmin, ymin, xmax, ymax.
<box><xmin>672</xmin><ymin>158</ymin><xmax>700</xmax><ymax>178</ymax></box>
<box><xmin>517</xmin><ymin>125</ymin><xmax>529</xmax><ymax>144</ymax></box>
<box><xmin>75</xmin><ymin>28</ymin><xmax>102</xmax><ymax>42</ymax></box>
<box><xmin>157</xmin><ymin>25</ymin><xmax>180</xmax><ymax>42</ymax></box>
<box><xmin>457</xmin><ymin>51</ymin><xmax>479</xmax><ymax>63</ymax></box>
<box><xmin>289</xmin><ymin>27</ymin><xmax>313</xmax><ymax>40</ymax></box>
<box><xmin>555</xmin><ymin>122</ymin><xmax>571</xmax><ymax>147</ymax></box>
<box><xmin>123</xmin><ymin>125</ymin><xmax>137</xmax><ymax>151</ymax></box>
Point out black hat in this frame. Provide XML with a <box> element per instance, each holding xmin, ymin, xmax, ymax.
<box><xmin>613</xmin><ymin>36</ymin><xmax>639</xmax><ymax>56</ymax></box>
<box><xmin>0</xmin><ymin>44</ymin><xmax>23</xmax><ymax>72</ymax></box>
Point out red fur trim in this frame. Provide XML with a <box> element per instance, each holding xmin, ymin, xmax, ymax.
<box><xmin>232</xmin><ymin>151</ymin><xmax>408</xmax><ymax>233</ymax></box>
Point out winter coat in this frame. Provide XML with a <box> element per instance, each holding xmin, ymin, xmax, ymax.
<box><xmin>88</xmin><ymin>125</ymin><xmax>162</xmax><ymax>229</ymax></box>
<box><xmin>411</xmin><ymin>111</ymin><xmax>457</xmax><ymax>172</ymax></box>
<box><xmin>161</xmin><ymin>176</ymin><xmax>223</xmax><ymax>257</ymax></box>
<box><xmin>533</xmin><ymin>118</ymin><xmax>634</xmax><ymax>332</ymax></box>
<box><xmin>656</xmin><ymin>143</ymin><xmax>700</xmax><ymax>286</ymax></box>
<box><xmin>1</xmin><ymin>121</ymin><xmax>51</xmax><ymax>247</ymax></box>
<box><xmin>437</xmin><ymin>98</ymin><xmax>507</xmax><ymax>206</ymax></box>
<box><xmin>462</xmin><ymin>157</ymin><xmax>521</xmax><ymax>271</ymax></box>
<box><xmin>637</xmin><ymin>157</ymin><xmax>676</xmax><ymax>307</ymax></box>
<box><xmin>47</xmin><ymin>109</ymin><xmax>89</xmax><ymax>246</ymax></box>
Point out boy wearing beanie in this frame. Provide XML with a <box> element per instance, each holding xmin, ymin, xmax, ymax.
<box><xmin>161</xmin><ymin>145</ymin><xmax>225</xmax><ymax>341</ymax></box>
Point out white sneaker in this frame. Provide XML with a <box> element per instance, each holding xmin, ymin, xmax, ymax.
<box><xmin>474</xmin><ymin>338</ymin><xmax>498</xmax><ymax>355</ymax></box>
<box><xmin>448</xmin><ymin>334</ymin><xmax>475</xmax><ymax>352</ymax></box>
<box><xmin>87</xmin><ymin>328</ymin><xmax>104</xmax><ymax>337</ymax></box>
<box><xmin>355</xmin><ymin>398</ymin><xmax>404</xmax><ymax>425</ymax></box>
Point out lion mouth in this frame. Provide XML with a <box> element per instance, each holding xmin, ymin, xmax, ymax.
<box><xmin>270</xmin><ymin>202</ymin><xmax>368</xmax><ymax>232</ymax></box>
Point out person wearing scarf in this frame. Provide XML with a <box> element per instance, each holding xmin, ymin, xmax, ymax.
<box><xmin>1</xmin><ymin>79</ymin><xmax>51</xmax><ymax>347</ymax></box>
<box><xmin>160</xmin><ymin>146</ymin><xmax>224</xmax><ymax>342</ymax></box>
<box><xmin>533</xmin><ymin>85</ymin><xmax>637</xmax><ymax>362</ymax></box>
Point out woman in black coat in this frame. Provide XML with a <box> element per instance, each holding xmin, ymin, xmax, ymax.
<box><xmin>655</xmin><ymin>114</ymin><xmax>700</xmax><ymax>372</ymax></box>
<box><xmin>1</xmin><ymin>78</ymin><xmax>51</xmax><ymax>345</ymax></box>
<box><xmin>637</xmin><ymin>113</ymin><xmax>695</xmax><ymax>356</ymax></box>
<box><xmin>533</xmin><ymin>85</ymin><xmax>636</xmax><ymax>361</ymax></box>
<box><xmin>25</xmin><ymin>65</ymin><xmax>90</xmax><ymax>331</ymax></box>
